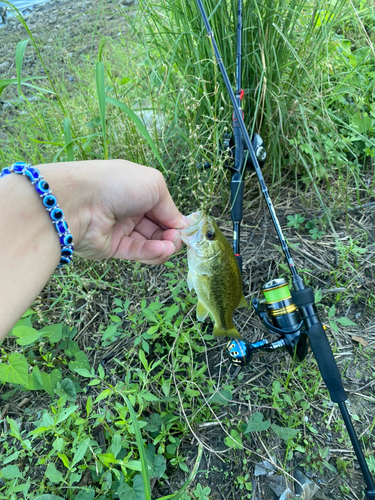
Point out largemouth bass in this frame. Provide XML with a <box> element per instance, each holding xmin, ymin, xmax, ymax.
<box><xmin>180</xmin><ymin>211</ymin><xmax>247</xmax><ymax>339</ymax></box>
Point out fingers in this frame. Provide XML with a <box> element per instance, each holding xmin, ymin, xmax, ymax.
<box><xmin>131</xmin><ymin>218</ymin><xmax>183</xmax><ymax>250</ymax></box>
<box><xmin>161</xmin><ymin>228</ymin><xmax>183</xmax><ymax>253</ymax></box>
<box><xmin>112</xmin><ymin>236</ymin><xmax>176</xmax><ymax>265</ymax></box>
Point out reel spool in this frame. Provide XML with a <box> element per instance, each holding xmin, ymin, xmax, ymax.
<box><xmin>227</xmin><ymin>278</ymin><xmax>307</xmax><ymax>366</ymax></box>
<box><xmin>261</xmin><ymin>278</ymin><xmax>299</xmax><ymax>331</ymax></box>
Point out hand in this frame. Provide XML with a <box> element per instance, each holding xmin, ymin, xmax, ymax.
<box><xmin>0</xmin><ymin>159</ymin><xmax>187</xmax><ymax>338</ymax></box>
<box><xmin>52</xmin><ymin>160</ymin><xmax>187</xmax><ymax>265</ymax></box>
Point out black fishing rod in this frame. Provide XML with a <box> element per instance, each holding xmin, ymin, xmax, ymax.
<box><xmin>231</xmin><ymin>0</ymin><xmax>245</xmax><ymax>271</ymax></box>
<box><xmin>194</xmin><ymin>1</ymin><xmax>375</xmax><ymax>498</ymax></box>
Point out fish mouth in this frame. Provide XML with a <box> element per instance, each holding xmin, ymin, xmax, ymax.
<box><xmin>180</xmin><ymin>211</ymin><xmax>204</xmax><ymax>244</ymax></box>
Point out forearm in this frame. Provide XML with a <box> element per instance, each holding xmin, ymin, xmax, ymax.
<box><xmin>0</xmin><ymin>163</ymin><xmax>87</xmax><ymax>341</ymax></box>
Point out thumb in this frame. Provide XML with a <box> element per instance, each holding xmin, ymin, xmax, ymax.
<box><xmin>148</xmin><ymin>177</ymin><xmax>188</xmax><ymax>230</ymax></box>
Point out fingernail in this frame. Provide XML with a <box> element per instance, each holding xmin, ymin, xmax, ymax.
<box><xmin>162</xmin><ymin>242</ymin><xmax>176</xmax><ymax>256</ymax></box>
<box><xmin>173</xmin><ymin>233</ymin><xmax>180</xmax><ymax>245</ymax></box>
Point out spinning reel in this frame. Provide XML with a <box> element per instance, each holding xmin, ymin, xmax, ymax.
<box><xmin>227</xmin><ymin>278</ymin><xmax>307</xmax><ymax>367</ymax></box>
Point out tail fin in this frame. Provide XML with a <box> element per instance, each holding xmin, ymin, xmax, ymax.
<box><xmin>213</xmin><ymin>325</ymin><xmax>242</xmax><ymax>339</ymax></box>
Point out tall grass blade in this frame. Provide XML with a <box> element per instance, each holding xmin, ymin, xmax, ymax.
<box><xmin>106</xmin><ymin>96</ymin><xmax>166</xmax><ymax>173</ymax></box>
<box><xmin>3</xmin><ymin>2</ymin><xmax>64</xmax><ymax>110</ymax></box>
<box><xmin>0</xmin><ymin>77</ymin><xmax>49</xmax><ymax>98</ymax></box>
<box><xmin>95</xmin><ymin>61</ymin><xmax>108</xmax><ymax>159</ymax></box>
<box><xmin>15</xmin><ymin>39</ymin><xmax>30</xmax><ymax>99</ymax></box>
<box><xmin>3</xmin><ymin>1</ymin><xmax>87</xmax><ymax>160</ymax></box>
<box><xmin>51</xmin><ymin>134</ymin><xmax>100</xmax><ymax>163</ymax></box>
<box><xmin>123</xmin><ymin>396</ymin><xmax>152</xmax><ymax>500</ymax></box>
<box><xmin>134</xmin><ymin>0</ymin><xmax>352</xmax><ymax>183</ymax></box>
<box><xmin>63</xmin><ymin>118</ymin><xmax>75</xmax><ymax>162</ymax></box>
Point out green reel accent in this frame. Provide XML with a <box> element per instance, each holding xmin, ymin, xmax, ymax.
<box><xmin>261</xmin><ymin>278</ymin><xmax>291</xmax><ymax>303</ymax></box>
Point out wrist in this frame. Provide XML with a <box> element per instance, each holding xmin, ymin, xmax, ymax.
<box><xmin>34</xmin><ymin>162</ymin><xmax>93</xmax><ymax>249</ymax></box>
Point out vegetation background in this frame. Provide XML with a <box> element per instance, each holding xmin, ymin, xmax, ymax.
<box><xmin>0</xmin><ymin>0</ymin><xmax>374</xmax><ymax>499</ymax></box>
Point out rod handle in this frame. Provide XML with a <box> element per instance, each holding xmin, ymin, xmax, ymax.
<box><xmin>306</xmin><ymin>322</ymin><xmax>347</xmax><ymax>402</ymax></box>
<box><xmin>292</xmin><ymin>288</ymin><xmax>347</xmax><ymax>403</ymax></box>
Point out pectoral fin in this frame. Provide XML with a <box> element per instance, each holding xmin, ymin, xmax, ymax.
<box><xmin>197</xmin><ymin>301</ymin><xmax>209</xmax><ymax>321</ymax></box>
<box><xmin>213</xmin><ymin>325</ymin><xmax>242</xmax><ymax>339</ymax></box>
<box><xmin>238</xmin><ymin>295</ymin><xmax>248</xmax><ymax>308</ymax></box>
<box><xmin>187</xmin><ymin>271</ymin><xmax>194</xmax><ymax>291</ymax></box>
<box><xmin>199</xmin><ymin>276</ymin><xmax>210</xmax><ymax>299</ymax></box>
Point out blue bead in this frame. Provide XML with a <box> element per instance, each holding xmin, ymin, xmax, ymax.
<box><xmin>43</xmin><ymin>195</ymin><xmax>57</xmax><ymax>208</ymax></box>
<box><xmin>12</xmin><ymin>162</ymin><xmax>28</xmax><ymax>174</ymax></box>
<box><xmin>0</xmin><ymin>167</ymin><xmax>12</xmax><ymax>178</ymax></box>
<box><xmin>50</xmin><ymin>208</ymin><xmax>64</xmax><ymax>221</ymax></box>
<box><xmin>56</xmin><ymin>220</ymin><xmax>68</xmax><ymax>234</ymax></box>
<box><xmin>35</xmin><ymin>180</ymin><xmax>50</xmax><ymax>194</ymax></box>
<box><xmin>59</xmin><ymin>257</ymin><xmax>71</xmax><ymax>266</ymax></box>
<box><xmin>60</xmin><ymin>233</ymin><xmax>73</xmax><ymax>246</ymax></box>
<box><xmin>61</xmin><ymin>247</ymin><xmax>74</xmax><ymax>258</ymax></box>
<box><xmin>24</xmin><ymin>167</ymin><xmax>40</xmax><ymax>182</ymax></box>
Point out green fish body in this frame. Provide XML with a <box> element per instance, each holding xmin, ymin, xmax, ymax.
<box><xmin>180</xmin><ymin>211</ymin><xmax>247</xmax><ymax>339</ymax></box>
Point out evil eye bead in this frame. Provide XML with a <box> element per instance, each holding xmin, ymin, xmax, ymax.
<box><xmin>0</xmin><ymin>167</ymin><xmax>12</xmax><ymax>178</ymax></box>
<box><xmin>58</xmin><ymin>257</ymin><xmax>71</xmax><ymax>267</ymax></box>
<box><xmin>12</xmin><ymin>161</ymin><xmax>29</xmax><ymax>174</ymax></box>
<box><xmin>61</xmin><ymin>247</ymin><xmax>74</xmax><ymax>258</ymax></box>
<box><xmin>43</xmin><ymin>195</ymin><xmax>57</xmax><ymax>209</ymax></box>
<box><xmin>24</xmin><ymin>167</ymin><xmax>41</xmax><ymax>182</ymax></box>
<box><xmin>50</xmin><ymin>208</ymin><xmax>64</xmax><ymax>221</ymax></box>
<box><xmin>36</xmin><ymin>180</ymin><xmax>50</xmax><ymax>195</ymax></box>
<box><xmin>226</xmin><ymin>339</ymin><xmax>252</xmax><ymax>367</ymax></box>
<box><xmin>60</xmin><ymin>233</ymin><xmax>73</xmax><ymax>246</ymax></box>
<box><xmin>55</xmin><ymin>220</ymin><xmax>68</xmax><ymax>234</ymax></box>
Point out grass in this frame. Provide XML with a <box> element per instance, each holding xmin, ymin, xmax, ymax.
<box><xmin>1</xmin><ymin>0</ymin><xmax>375</xmax><ymax>499</ymax></box>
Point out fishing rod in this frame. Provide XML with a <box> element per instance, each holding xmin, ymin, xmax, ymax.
<box><xmin>194</xmin><ymin>1</ymin><xmax>375</xmax><ymax>498</ymax></box>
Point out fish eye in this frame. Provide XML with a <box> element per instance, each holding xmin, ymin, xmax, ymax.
<box><xmin>206</xmin><ymin>231</ymin><xmax>215</xmax><ymax>240</ymax></box>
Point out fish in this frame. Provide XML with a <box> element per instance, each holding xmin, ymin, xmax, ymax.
<box><xmin>180</xmin><ymin>211</ymin><xmax>247</xmax><ymax>339</ymax></box>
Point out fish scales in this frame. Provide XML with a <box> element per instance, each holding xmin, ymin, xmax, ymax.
<box><xmin>180</xmin><ymin>211</ymin><xmax>247</xmax><ymax>339</ymax></box>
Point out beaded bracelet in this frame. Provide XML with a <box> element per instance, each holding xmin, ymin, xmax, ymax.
<box><xmin>0</xmin><ymin>161</ymin><xmax>74</xmax><ymax>269</ymax></box>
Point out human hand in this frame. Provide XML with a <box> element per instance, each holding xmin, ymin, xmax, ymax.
<box><xmin>0</xmin><ymin>159</ymin><xmax>187</xmax><ymax>338</ymax></box>
<box><xmin>39</xmin><ymin>159</ymin><xmax>187</xmax><ymax>265</ymax></box>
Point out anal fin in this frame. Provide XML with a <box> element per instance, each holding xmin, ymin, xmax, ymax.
<box><xmin>197</xmin><ymin>301</ymin><xmax>209</xmax><ymax>321</ymax></box>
